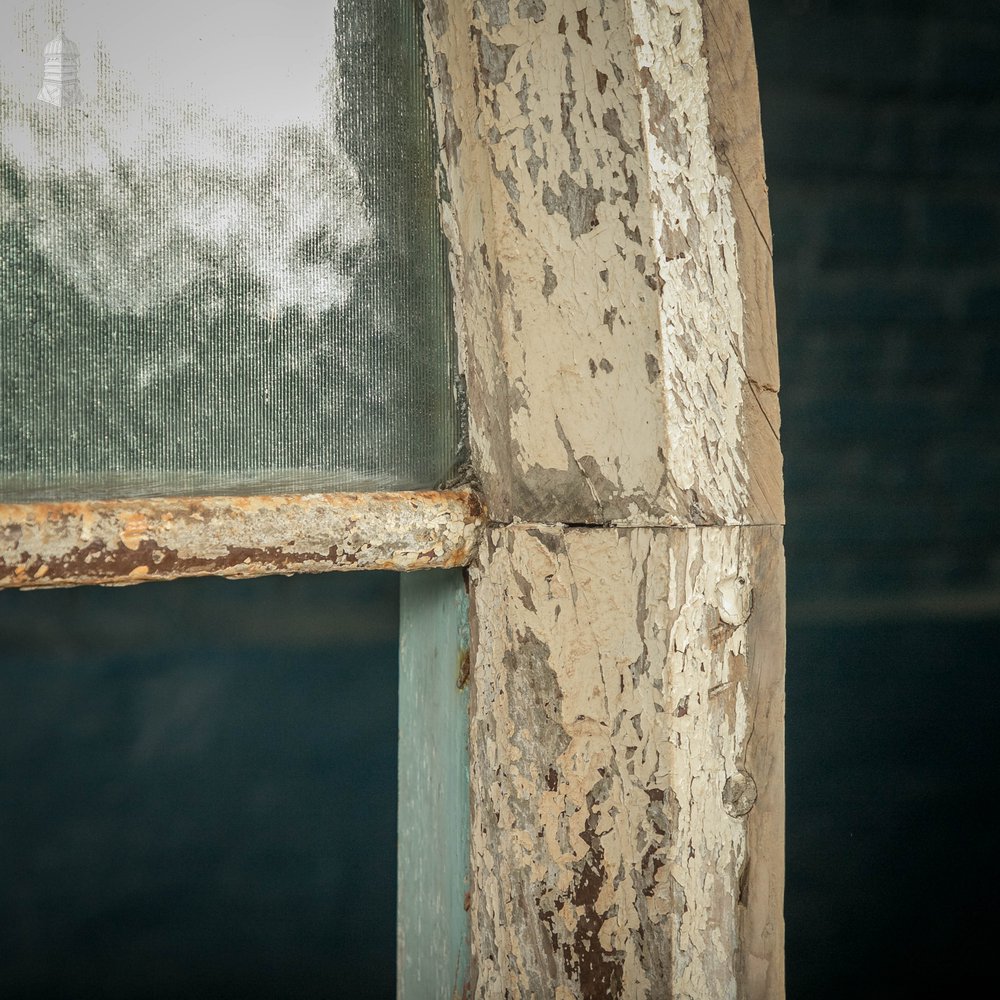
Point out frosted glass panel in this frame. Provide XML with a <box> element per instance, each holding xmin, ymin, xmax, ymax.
<box><xmin>0</xmin><ymin>1</ymin><xmax>460</xmax><ymax>500</ymax></box>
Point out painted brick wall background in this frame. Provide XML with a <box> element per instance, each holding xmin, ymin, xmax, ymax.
<box><xmin>753</xmin><ymin>0</ymin><xmax>1000</xmax><ymax>994</ymax></box>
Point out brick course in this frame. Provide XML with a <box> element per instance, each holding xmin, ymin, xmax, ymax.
<box><xmin>753</xmin><ymin>0</ymin><xmax>1000</xmax><ymax>613</ymax></box>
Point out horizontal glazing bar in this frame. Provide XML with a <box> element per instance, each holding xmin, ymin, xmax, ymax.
<box><xmin>0</xmin><ymin>490</ymin><xmax>485</xmax><ymax>589</ymax></box>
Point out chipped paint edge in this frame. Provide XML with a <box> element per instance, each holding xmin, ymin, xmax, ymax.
<box><xmin>465</xmin><ymin>522</ymin><xmax>784</xmax><ymax>998</ymax></box>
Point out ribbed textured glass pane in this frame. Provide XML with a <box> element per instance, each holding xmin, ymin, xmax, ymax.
<box><xmin>0</xmin><ymin>1</ymin><xmax>460</xmax><ymax>500</ymax></box>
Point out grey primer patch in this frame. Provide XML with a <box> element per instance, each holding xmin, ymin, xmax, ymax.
<box><xmin>477</xmin><ymin>35</ymin><xmax>517</xmax><ymax>88</ymax></box>
<box><xmin>542</xmin><ymin>171</ymin><xmax>605</xmax><ymax>239</ymax></box>
<box><xmin>542</xmin><ymin>261</ymin><xmax>557</xmax><ymax>299</ymax></box>
<box><xmin>481</xmin><ymin>0</ymin><xmax>511</xmax><ymax>28</ymax></box>
<box><xmin>516</xmin><ymin>0</ymin><xmax>546</xmax><ymax>21</ymax></box>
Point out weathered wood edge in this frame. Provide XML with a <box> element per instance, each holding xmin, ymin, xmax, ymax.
<box><xmin>0</xmin><ymin>489</ymin><xmax>486</xmax><ymax>589</ymax></box>
<box><xmin>740</xmin><ymin>524</ymin><xmax>785</xmax><ymax>1000</ymax></box>
<box><xmin>702</xmin><ymin>0</ymin><xmax>784</xmax><ymax>526</ymax></box>
<box><xmin>464</xmin><ymin>522</ymin><xmax>784</xmax><ymax>998</ymax></box>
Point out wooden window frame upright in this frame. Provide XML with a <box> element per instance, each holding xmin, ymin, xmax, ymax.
<box><xmin>0</xmin><ymin>2</ymin><xmax>784</xmax><ymax>997</ymax></box>
<box><xmin>399</xmin><ymin>2</ymin><xmax>784</xmax><ymax>996</ymax></box>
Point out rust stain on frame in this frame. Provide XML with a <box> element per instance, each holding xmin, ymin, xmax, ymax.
<box><xmin>0</xmin><ymin>490</ymin><xmax>486</xmax><ymax>590</ymax></box>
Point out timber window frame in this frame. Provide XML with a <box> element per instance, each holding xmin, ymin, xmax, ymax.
<box><xmin>399</xmin><ymin>2</ymin><xmax>785</xmax><ymax>996</ymax></box>
<box><xmin>0</xmin><ymin>2</ymin><xmax>784</xmax><ymax>997</ymax></box>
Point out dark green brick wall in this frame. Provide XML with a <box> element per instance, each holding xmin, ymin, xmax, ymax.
<box><xmin>754</xmin><ymin>1</ymin><xmax>1000</xmax><ymax>995</ymax></box>
<box><xmin>755</xmin><ymin>0</ymin><xmax>1000</xmax><ymax>611</ymax></box>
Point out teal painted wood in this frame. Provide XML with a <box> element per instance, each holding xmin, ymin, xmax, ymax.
<box><xmin>398</xmin><ymin>570</ymin><xmax>471</xmax><ymax>998</ymax></box>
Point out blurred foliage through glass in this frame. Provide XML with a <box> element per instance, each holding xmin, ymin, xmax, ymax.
<box><xmin>0</xmin><ymin>0</ymin><xmax>460</xmax><ymax>500</ymax></box>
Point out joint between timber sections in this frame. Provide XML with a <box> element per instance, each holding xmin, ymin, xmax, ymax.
<box><xmin>483</xmin><ymin>519</ymin><xmax>786</xmax><ymax>531</ymax></box>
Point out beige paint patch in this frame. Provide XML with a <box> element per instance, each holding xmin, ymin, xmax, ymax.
<box><xmin>630</xmin><ymin>0</ymin><xmax>751</xmax><ymax>520</ymax></box>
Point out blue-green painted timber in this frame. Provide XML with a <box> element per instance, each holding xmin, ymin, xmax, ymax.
<box><xmin>398</xmin><ymin>570</ymin><xmax>471</xmax><ymax>998</ymax></box>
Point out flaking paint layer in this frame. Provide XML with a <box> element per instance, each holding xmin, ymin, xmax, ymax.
<box><xmin>422</xmin><ymin>0</ymin><xmax>779</xmax><ymax>525</ymax></box>
<box><xmin>0</xmin><ymin>490</ymin><xmax>485</xmax><ymax>588</ymax></box>
<box><xmin>466</xmin><ymin>524</ymin><xmax>783</xmax><ymax>998</ymax></box>
<box><xmin>629</xmin><ymin>0</ymin><xmax>750</xmax><ymax>520</ymax></box>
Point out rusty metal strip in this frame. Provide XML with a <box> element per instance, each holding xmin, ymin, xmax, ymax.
<box><xmin>0</xmin><ymin>490</ymin><xmax>486</xmax><ymax>590</ymax></box>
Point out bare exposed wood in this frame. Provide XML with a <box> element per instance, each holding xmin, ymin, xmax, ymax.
<box><xmin>702</xmin><ymin>0</ymin><xmax>783</xmax><ymax>526</ymax></box>
<box><xmin>739</xmin><ymin>529</ymin><xmax>785</xmax><ymax>1000</ymax></box>
<box><xmin>0</xmin><ymin>490</ymin><xmax>486</xmax><ymax>590</ymax></box>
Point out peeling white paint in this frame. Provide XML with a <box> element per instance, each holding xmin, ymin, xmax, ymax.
<box><xmin>630</xmin><ymin>0</ymin><xmax>751</xmax><ymax>520</ymax></box>
<box><xmin>420</xmin><ymin>1</ymin><xmax>785</xmax><ymax>996</ymax></box>
<box><xmin>466</xmin><ymin>524</ymin><xmax>783</xmax><ymax>998</ymax></box>
<box><xmin>423</xmin><ymin>0</ymin><xmax>778</xmax><ymax>526</ymax></box>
